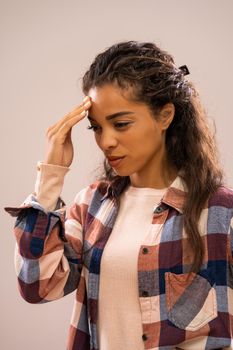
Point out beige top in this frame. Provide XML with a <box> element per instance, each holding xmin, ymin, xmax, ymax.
<box><xmin>34</xmin><ymin>162</ymin><xmax>168</xmax><ymax>349</ymax></box>
<box><xmin>97</xmin><ymin>185</ymin><xmax>167</xmax><ymax>350</ymax></box>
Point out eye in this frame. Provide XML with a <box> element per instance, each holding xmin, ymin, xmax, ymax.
<box><xmin>87</xmin><ymin>121</ymin><xmax>132</xmax><ymax>133</ymax></box>
<box><xmin>87</xmin><ymin>125</ymin><xmax>101</xmax><ymax>133</ymax></box>
<box><xmin>114</xmin><ymin>122</ymin><xmax>131</xmax><ymax>129</ymax></box>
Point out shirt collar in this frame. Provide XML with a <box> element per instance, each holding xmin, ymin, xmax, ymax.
<box><xmin>161</xmin><ymin>174</ymin><xmax>187</xmax><ymax>214</ymax></box>
<box><xmin>101</xmin><ymin>173</ymin><xmax>187</xmax><ymax>214</ymax></box>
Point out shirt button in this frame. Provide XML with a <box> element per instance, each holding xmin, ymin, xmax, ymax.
<box><xmin>142</xmin><ymin>334</ymin><xmax>148</xmax><ymax>341</ymax></box>
<box><xmin>142</xmin><ymin>247</ymin><xmax>149</xmax><ymax>254</ymax></box>
<box><xmin>142</xmin><ymin>290</ymin><xmax>149</xmax><ymax>297</ymax></box>
<box><xmin>154</xmin><ymin>206</ymin><xmax>163</xmax><ymax>214</ymax></box>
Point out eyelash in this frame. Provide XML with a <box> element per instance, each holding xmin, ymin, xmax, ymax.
<box><xmin>87</xmin><ymin>122</ymin><xmax>131</xmax><ymax>133</ymax></box>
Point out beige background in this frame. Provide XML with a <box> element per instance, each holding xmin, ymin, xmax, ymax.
<box><xmin>1</xmin><ymin>0</ymin><xmax>233</xmax><ymax>349</ymax></box>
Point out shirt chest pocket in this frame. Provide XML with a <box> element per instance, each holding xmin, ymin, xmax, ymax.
<box><xmin>165</xmin><ymin>271</ymin><xmax>217</xmax><ymax>331</ymax></box>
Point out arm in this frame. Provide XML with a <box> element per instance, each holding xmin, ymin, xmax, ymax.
<box><xmin>5</xmin><ymin>96</ymin><xmax>92</xmax><ymax>303</ymax></box>
<box><xmin>5</xmin><ymin>163</ymin><xmax>85</xmax><ymax>303</ymax></box>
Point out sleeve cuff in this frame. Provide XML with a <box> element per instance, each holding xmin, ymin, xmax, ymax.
<box><xmin>34</xmin><ymin>161</ymin><xmax>70</xmax><ymax>211</ymax></box>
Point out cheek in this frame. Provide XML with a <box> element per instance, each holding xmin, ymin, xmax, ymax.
<box><xmin>136</xmin><ymin>130</ymin><xmax>162</xmax><ymax>155</ymax></box>
<box><xmin>94</xmin><ymin>134</ymin><xmax>102</xmax><ymax>149</ymax></box>
<box><xmin>132</xmin><ymin>127</ymin><xmax>160</xmax><ymax>145</ymax></box>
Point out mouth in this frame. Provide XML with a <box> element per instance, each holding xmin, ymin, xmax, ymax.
<box><xmin>107</xmin><ymin>156</ymin><xmax>125</xmax><ymax>168</ymax></box>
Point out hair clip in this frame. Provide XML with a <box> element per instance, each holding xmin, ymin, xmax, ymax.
<box><xmin>178</xmin><ymin>65</ymin><xmax>190</xmax><ymax>76</ymax></box>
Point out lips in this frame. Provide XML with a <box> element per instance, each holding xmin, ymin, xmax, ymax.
<box><xmin>107</xmin><ymin>156</ymin><xmax>124</xmax><ymax>161</ymax></box>
<box><xmin>107</xmin><ymin>156</ymin><xmax>125</xmax><ymax>168</ymax></box>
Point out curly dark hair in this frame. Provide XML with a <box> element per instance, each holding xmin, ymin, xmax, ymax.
<box><xmin>82</xmin><ymin>40</ymin><xmax>224</xmax><ymax>272</ymax></box>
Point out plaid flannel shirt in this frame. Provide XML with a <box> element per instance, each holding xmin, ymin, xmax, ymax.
<box><xmin>5</xmin><ymin>175</ymin><xmax>233</xmax><ymax>350</ymax></box>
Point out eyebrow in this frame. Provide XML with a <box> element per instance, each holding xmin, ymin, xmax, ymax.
<box><xmin>87</xmin><ymin>111</ymin><xmax>135</xmax><ymax>122</ymax></box>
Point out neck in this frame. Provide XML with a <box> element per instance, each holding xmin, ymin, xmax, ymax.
<box><xmin>130</xmin><ymin>153</ymin><xmax>178</xmax><ymax>189</ymax></box>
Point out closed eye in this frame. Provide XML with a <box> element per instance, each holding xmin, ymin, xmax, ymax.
<box><xmin>87</xmin><ymin>122</ymin><xmax>132</xmax><ymax>133</ymax></box>
<box><xmin>87</xmin><ymin>125</ymin><xmax>101</xmax><ymax>132</ymax></box>
<box><xmin>114</xmin><ymin>122</ymin><xmax>132</xmax><ymax>129</ymax></box>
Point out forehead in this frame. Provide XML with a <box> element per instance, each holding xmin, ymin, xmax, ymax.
<box><xmin>88</xmin><ymin>84</ymin><xmax>133</xmax><ymax>107</ymax></box>
<box><xmin>88</xmin><ymin>84</ymin><xmax>151</xmax><ymax>120</ymax></box>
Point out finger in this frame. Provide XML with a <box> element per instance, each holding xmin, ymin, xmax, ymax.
<box><xmin>46</xmin><ymin>97</ymin><xmax>91</xmax><ymax>135</ymax></box>
<box><xmin>47</xmin><ymin>101</ymin><xmax>91</xmax><ymax>138</ymax></box>
<box><xmin>67</xmin><ymin>96</ymin><xmax>91</xmax><ymax>117</ymax></box>
<box><xmin>66</xmin><ymin>128</ymin><xmax>72</xmax><ymax>143</ymax></box>
<box><xmin>46</xmin><ymin>103</ymin><xmax>88</xmax><ymax>135</ymax></box>
<box><xmin>54</xmin><ymin>111</ymin><xmax>88</xmax><ymax>140</ymax></box>
<box><xmin>67</xmin><ymin>100</ymin><xmax>91</xmax><ymax>119</ymax></box>
<box><xmin>83</xmin><ymin>95</ymin><xmax>91</xmax><ymax>103</ymax></box>
<box><xmin>48</xmin><ymin>110</ymin><xmax>88</xmax><ymax>142</ymax></box>
<box><xmin>51</xmin><ymin>106</ymin><xmax>89</xmax><ymax>137</ymax></box>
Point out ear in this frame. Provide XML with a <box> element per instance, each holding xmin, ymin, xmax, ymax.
<box><xmin>158</xmin><ymin>103</ymin><xmax>175</xmax><ymax>130</ymax></box>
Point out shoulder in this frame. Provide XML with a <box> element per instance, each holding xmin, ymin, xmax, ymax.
<box><xmin>208</xmin><ymin>185</ymin><xmax>233</xmax><ymax>209</ymax></box>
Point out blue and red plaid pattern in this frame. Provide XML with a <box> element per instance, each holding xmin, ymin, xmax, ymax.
<box><xmin>5</xmin><ymin>175</ymin><xmax>233</xmax><ymax>349</ymax></box>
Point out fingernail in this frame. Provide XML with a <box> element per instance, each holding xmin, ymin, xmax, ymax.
<box><xmin>84</xmin><ymin>101</ymin><xmax>91</xmax><ymax>107</ymax></box>
<box><xmin>83</xmin><ymin>96</ymin><xmax>89</xmax><ymax>102</ymax></box>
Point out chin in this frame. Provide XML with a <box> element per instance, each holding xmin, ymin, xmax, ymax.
<box><xmin>112</xmin><ymin>168</ymin><xmax>134</xmax><ymax>177</ymax></box>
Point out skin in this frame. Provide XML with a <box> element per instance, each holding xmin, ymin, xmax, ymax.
<box><xmin>44</xmin><ymin>83</ymin><xmax>178</xmax><ymax>189</ymax></box>
<box><xmin>45</xmin><ymin>96</ymin><xmax>92</xmax><ymax>167</ymax></box>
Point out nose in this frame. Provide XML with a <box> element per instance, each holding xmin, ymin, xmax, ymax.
<box><xmin>97</xmin><ymin>129</ymin><xmax>118</xmax><ymax>152</ymax></box>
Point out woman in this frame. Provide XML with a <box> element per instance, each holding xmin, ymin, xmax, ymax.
<box><xmin>5</xmin><ymin>41</ymin><xmax>233</xmax><ymax>350</ymax></box>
